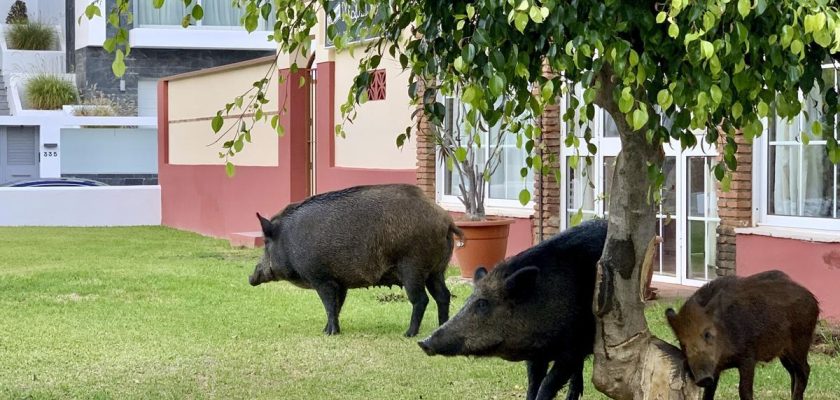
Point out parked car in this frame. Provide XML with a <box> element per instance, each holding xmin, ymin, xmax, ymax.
<box><xmin>0</xmin><ymin>177</ymin><xmax>108</xmax><ymax>187</ymax></box>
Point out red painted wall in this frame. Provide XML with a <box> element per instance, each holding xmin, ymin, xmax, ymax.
<box><xmin>736</xmin><ymin>234</ymin><xmax>840</xmax><ymax>323</ymax></box>
<box><xmin>314</xmin><ymin>61</ymin><xmax>416</xmax><ymax>193</ymax></box>
<box><xmin>157</xmin><ymin>67</ymin><xmax>311</xmax><ymax>239</ymax></box>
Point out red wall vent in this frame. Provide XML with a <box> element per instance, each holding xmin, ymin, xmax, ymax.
<box><xmin>367</xmin><ymin>69</ymin><xmax>386</xmax><ymax>101</ymax></box>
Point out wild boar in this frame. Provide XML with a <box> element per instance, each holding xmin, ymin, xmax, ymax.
<box><xmin>249</xmin><ymin>184</ymin><xmax>463</xmax><ymax>337</ymax></box>
<box><xmin>418</xmin><ymin>219</ymin><xmax>608</xmax><ymax>400</ymax></box>
<box><xmin>666</xmin><ymin>270</ymin><xmax>819</xmax><ymax>400</ymax></box>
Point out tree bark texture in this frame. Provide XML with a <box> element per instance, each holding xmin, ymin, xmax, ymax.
<box><xmin>591</xmin><ymin>73</ymin><xmax>702</xmax><ymax>400</ymax></box>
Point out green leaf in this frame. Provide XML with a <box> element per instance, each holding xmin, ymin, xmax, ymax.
<box><xmin>570</xmin><ymin>209</ymin><xmax>583</xmax><ymax>227</ymax></box>
<box><xmin>212</xmin><ymin>113</ymin><xmax>223</xmax><ymax>133</ymax></box>
<box><xmin>103</xmin><ymin>38</ymin><xmax>116</xmax><ymax>53</ymax></box>
<box><xmin>112</xmin><ymin>49</ymin><xmax>126</xmax><ymax>77</ymax></box>
<box><xmin>85</xmin><ymin>4</ymin><xmax>102</xmax><ymax>19</ymax></box>
<box><xmin>528</xmin><ymin>5</ymin><xmax>544</xmax><ymax>23</ymax></box>
<box><xmin>454</xmin><ymin>147</ymin><xmax>468</xmax><ymax>162</ymax></box>
<box><xmin>668</xmin><ymin>23</ymin><xmax>679</xmax><ymax>38</ymax></box>
<box><xmin>245</xmin><ymin>13</ymin><xmax>259</xmax><ymax>32</ymax></box>
<box><xmin>732</xmin><ymin>102</ymin><xmax>743</xmax><ymax>120</ymax></box>
<box><xmin>657</xmin><ymin>89</ymin><xmax>673</xmax><ymax>110</ymax></box>
<box><xmin>396</xmin><ymin>133</ymin><xmax>407</xmax><ymax>148</ymax></box>
<box><xmin>541</xmin><ymin>80</ymin><xmax>554</xmax><ymax>101</ymax></box>
<box><xmin>790</xmin><ymin>39</ymin><xmax>804</xmax><ymax>55</ymax></box>
<box><xmin>583</xmin><ymin>88</ymin><xmax>596</xmax><ymax>105</ymax></box>
<box><xmin>514</xmin><ymin>12</ymin><xmax>528</xmax><ymax>32</ymax></box>
<box><xmin>191</xmin><ymin>4</ymin><xmax>203</xmax><ymax>20</ymax></box>
<box><xmin>225</xmin><ymin>162</ymin><xmax>236</xmax><ymax>177</ymax></box>
<box><xmin>757</xmin><ymin>101</ymin><xmax>769</xmax><ymax>117</ymax></box>
<box><xmin>153</xmin><ymin>0</ymin><xmax>165</xmax><ymax>8</ymax></box>
<box><xmin>518</xmin><ymin>189</ymin><xmax>531</xmax><ymax>205</ymax></box>
<box><xmin>619</xmin><ymin>88</ymin><xmax>634</xmax><ymax>113</ymax></box>
<box><xmin>710</xmin><ymin>84</ymin><xmax>722</xmax><ymax>104</ymax></box>
<box><xmin>811</xmin><ymin>121</ymin><xmax>823</xmax><ymax>138</ymax></box>
<box><xmin>632</xmin><ymin>108</ymin><xmax>649</xmax><ymax>131</ymax></box>
<box><xmin>234</xmin><ymin>138</ymin><xmax>244</xmax><ymax>152</ymax></box>
<box><xmin>700</xmin><ymin>40</ymin><xmax>714</xmax><ymax>60</ymax></box>
<box><xmin>655</xmin><ymin>11</ymin><xmax>666</xmax><ymax>24</ymax></box>
<box><xmin>461</xmin><ymin>86</ymin><xmax>480</xmax><ymax>105</ymax></box>
<box><xmin>737</xmin><ymin>0</ymin><xmax>750</xmax><ymax>18</ymax></box>
<box><xmin>489</xmin><ymin>75</ymin><xmax>505</xmax><ymax>98</ymax></box>
<box><xmin>270</xmin><ymin>115</ymin><xmax>279</xmax><ymax>129</ymax></box>
<box><xmin>466</xmin><ymin>4</ymin><xmax>475</xmax><ymax>19</ymax></box>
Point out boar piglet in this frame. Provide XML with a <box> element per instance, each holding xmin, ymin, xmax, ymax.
<box><xmin>666</xmin><ymin>270</ymin><xmax>819</xmax><ymax>400</ymax></box>
<box><xmin>418</xmin><ymin>219</ymin><xmax>607</xmax><ymax>400</ymax></box>
<box><xmin>249</xmin><ymin>184</ymin><xmax>463</xmax><ymax>337</ymax></box>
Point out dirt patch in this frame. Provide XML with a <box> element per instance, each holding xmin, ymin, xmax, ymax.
<box><xmin>55</xmin><ymin>293</ymin><xmax>99</xmax><ymax>303</ymax></box>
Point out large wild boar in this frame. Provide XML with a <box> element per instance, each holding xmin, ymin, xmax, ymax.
<box><xmin>418</xmin><ymin>219</ymin><xmax>607</xmax><ymax>400</ymax></box>
<box><xmin>666</xmin><ymin>270</ymin><xmax>819</xmax><ymax>400</ymax></box>
<box><xmin>249</xmin><ymin>184</ymin><xmax>462</xmax><ymax>337</ymax></box>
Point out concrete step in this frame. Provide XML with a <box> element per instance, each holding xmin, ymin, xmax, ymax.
<box><xmin>229</xmin><ymin>231</ymin><xmax>264</xmax><ymax>248</ymax></box>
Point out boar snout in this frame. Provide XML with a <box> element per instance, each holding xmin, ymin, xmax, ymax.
<box><xmin>417</xmin><ymin>331</ymin><xmax>464</xmax><ymax>357</ymax></box>
<box><xmin>249</xmin><ymin>272</ymin><xmax>260</xmax><ymax>286</ymax></box>
<box><xmin>695</xmin><ymin>376</ymin><xmax>715</xmax><ymax>388</ymax></box>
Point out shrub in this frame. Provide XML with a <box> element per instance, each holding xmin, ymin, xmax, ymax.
<box><xmin>73</xmin><ymin>85</ymin><xmax>136</xmax><ymax>116</ymax></box>
<box><xmin>5</xmin><ymin>0</ymin><xmax>27</xmax><ymax>24</ymax></box>
<box><xmin>25</xmin><ymin>75</ymin><xmax>78</xmax><ymax>110</ymax></box>
<box><xmin>7</xmin><ymin>21</ymin><xmax>55</xmax><ymax>50</ymax></box>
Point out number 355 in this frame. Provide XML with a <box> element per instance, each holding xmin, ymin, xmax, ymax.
<box><xmin>43</xmin><ymin>151</ymin><xmax>58</xmax><ymax>157</ymax></box>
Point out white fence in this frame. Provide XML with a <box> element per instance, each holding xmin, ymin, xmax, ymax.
<box><xmin>60</xmin><ymin>127</ymin><xmax>157</xmax><ymax>174</ymax></box>
<box><xmin>0</xmin><ymin>186</ymin><xmax>161</xmax><ymax>226</ymax></box>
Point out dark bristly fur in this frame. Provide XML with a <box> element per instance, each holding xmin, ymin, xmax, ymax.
<box><xmin>418</xmin><ymin>219</ymin><xmax>608</xmax><ymax>400</ymax></box>
<box><xmin>249</xmin><ymin>184</ymin><xmax>463</xmax><ymax>337</ymax></box>
<box><xmin>666</xmin><ymin>270</ymin><xmax>819</xmax><ymax>400</ymax></box>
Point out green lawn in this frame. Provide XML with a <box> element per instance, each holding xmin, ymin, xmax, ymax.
<box><xmin>0</xmin><ymin>227</ymin><xmax>837</xmax><ymax>399</ymax></box>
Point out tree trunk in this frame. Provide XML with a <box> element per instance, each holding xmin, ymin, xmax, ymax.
<box><xmin>591</xmin><ymin>76</ymin><xmax>702</xmax><ymax>399</ymax></box>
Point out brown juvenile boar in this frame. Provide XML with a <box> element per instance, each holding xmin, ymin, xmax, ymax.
<box><xmin>665</xmin><ymin>270</ymin><xmax>819</xmax><ymax>400</ymax></box>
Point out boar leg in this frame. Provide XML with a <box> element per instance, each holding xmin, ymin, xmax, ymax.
<box><xmin>425</xmin><ymin>272</ymin><xmax>451</xmax><ymax>326</ymax></box>
<box><xmin>525</xmin><ymin>359</ymin><xmax>549</xmax><ymax>400</ymax></box>
<box><xmin>701</xmin><ymin>377</ymin><xmax>718</xmax><ymax>400</ymax></box>
<box><xmin>566</xmin><ymin>368</ymin><xmax>584</xmax><ymax>400</ymax></box>
<box><xmin>781</xmin><ymin>353</ymin><xmax>810</xmax><ymax>400</ymax></box>
<box><xmin>315</xmin><ymin>282</ymin><xmax>344</xmax><ymax>335</ymax></box>
<box><xmin>403</xmin><ymin>278</ymin><xmax>430</xmax><ymax>337</ymax></box>
<box><xmin>535</xmin><ymin>358</ymin><xmax>582</xmax><ymax>400</ymax></box>
<box><xmin>736</xmin><ymin>361</ymin><xmax>756</xmax><ymax>400</ymax></box>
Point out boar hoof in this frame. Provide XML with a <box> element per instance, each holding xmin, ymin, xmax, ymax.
<box><xmin>323</xmin><ymin>324</ymin><xmax>340</xmax><ymax>336</ymax></box>
<box><xmin>404</xmin><ymin>328</ymin><xmax>419</xmax><ymax>337</ymax></box>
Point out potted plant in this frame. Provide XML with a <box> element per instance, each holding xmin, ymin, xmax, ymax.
<box><xmin>429</xmin><ymin>89</ymin><xmax>519</xmax><ymax>279</ymax></box>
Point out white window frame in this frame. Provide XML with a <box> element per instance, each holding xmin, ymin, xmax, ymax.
<box><xmin>559</xmin><ymin>87</ymin><xmax>719</xmax><ymax>287</ymax></box>
<box><xmin>133</xmin><ymin>1</ymin><xmax>272</xmax><ymax>30</ymax></box>
<box><xmin>756</xmin><ymin>63</ymin><xmax>840</xmax><ymax>231</ymax></box>
<box><xmin>435</xmin><ymin>97</ymin><xmax>536</xmax><ymax>218</ymax></box>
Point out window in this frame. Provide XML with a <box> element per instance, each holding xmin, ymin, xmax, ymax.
<box><xmin>761</xmin><ymin>65</ymin><xmax>840</xmax><ymax>229</ymax></box>
<box><xmin>439</xmin><ymin>98</ymin><xmax>535</xmax><ymax>209</ymax></box>
<box><xmin>135</xmin><ymin>0</ymin><xmax>270</xmax><ymax>29</ymax></box>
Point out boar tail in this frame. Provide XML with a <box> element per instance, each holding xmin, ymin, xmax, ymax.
<box><xmin>449</xmin><ymin>223</ymin><xmax>465</xmax><ymax>248</ymax></box>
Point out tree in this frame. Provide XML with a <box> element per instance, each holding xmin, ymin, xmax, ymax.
<box><xmin>88</xmin><ymin>0</ymin><xmax>840</xmax><ymax>398</ymax></box>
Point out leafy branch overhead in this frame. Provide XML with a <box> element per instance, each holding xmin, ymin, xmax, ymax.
<box><xmin>87</xmin><ymin>0</ymin><xmax>840</xmax><ymax>185</ymax></box>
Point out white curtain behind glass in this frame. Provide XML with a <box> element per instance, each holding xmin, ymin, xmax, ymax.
<box><xmin>137</xmin><ymin>1</ymin><xmax>186</xmax><ymax>26</ymax></box>
<box><xmin>202</xmin><ymin>0</ymin><xmax>244</xmax><ymax>26</ymax></box>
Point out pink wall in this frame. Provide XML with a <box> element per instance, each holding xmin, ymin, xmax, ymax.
<box><xmin>737</xmin><ymin>234</ymin><xmax>840</xmax><ymax>322</ymax></box>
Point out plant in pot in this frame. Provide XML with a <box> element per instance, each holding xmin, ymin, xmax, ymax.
<box><xmin>427</xmin><ymin>87</ymin><xmax>528</xmax><ymax>279</ymax></box>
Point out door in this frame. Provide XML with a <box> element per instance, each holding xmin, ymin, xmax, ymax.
<box><xmin>1</xmin><ymin>127</ymin><xmax>39</xmax><ymax>183</ymax></box>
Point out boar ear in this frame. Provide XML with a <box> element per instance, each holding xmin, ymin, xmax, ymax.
<box><xmin>474</xmin><ymin>267</ymin><xmax>488</xmax><ymax>283</ymax></box>
<box><xmin>504</xmin><ymin>266</ymin><xmax>540</xmax><ymax>298</ymax></box>
<box><xmin>256</xmin><ymin>212</ymin><xmax>274</xmax><ymax>238</ymax></box>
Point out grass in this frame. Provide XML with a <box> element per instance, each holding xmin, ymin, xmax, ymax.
<box><xmin>24</xmin><ymin>74</ymin><xmax>78</xmax><ymax>110</ymax></box>
<box><xmin>6</xmin><ymin>21</ymin><xmax>55</xmax><ymax>51</ymax></box>
<box><xmin>0</xmin><ymin>227</ymin><xmax>838</xmax><ymax>399</ymax></box>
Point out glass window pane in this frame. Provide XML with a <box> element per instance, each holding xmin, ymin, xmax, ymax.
<box><xmin>202</xmin><ymin>0</ymin><xmax>245</xmax><ymax>26</ymax></box>
<box><xmin>769</xmin><ymin>144</ymin><xmax>800</xmax><ymax>216</ymax></box>
<box><xmin>653</xmin><ymin>217</ymin><xmax>677</xmax><ymax>277</ymax></box>
<box><xmin>771</xmin><ymin>113</ymin><xmax>800</xmax><ymax>142</ymax></box>
<box><xmin>603</xmin><ymin>112</ymin><xmax>620</xmax><ymax>137</ymax></box>
<box><xmin>567</xmin><ymin>158</ymin><xmax>595</xmax><ymax>211</ymax></box>
<box><xmin>489</xmin><ymin>129</ymin><xmax>534</xmax><ymax>200</ymax></box>
<box><xmin>687</xmin><ymin>157</ymin><xmax>706</xmax><ymax>217</ymax></box>
<box><xmin>603</xmin><ymin>156</ymin><xmax>616</xmax><ymax>209</ymax></box>
<box><xmin>137</xmin><ymin>1</ymin><xmax>186</xmax><ymax>25</ymax></box>
<box><xmin>802</xmin><ymin>144</ymin><xmax>832</xmax><ymax>217</ymax></box>
<box><xmin>688</xmin><ymin>220</ymin><xmax>706</xmax><ymax>280</ymax></box>
<box><xmin>661</xmin><ymin>157</ymin><xmax>677</xmax><ymax>215</ymax></box>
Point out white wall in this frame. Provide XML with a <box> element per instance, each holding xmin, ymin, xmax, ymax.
<box><xmin>0</xmin><ymin>186</ymin><xmax>161</xmax><ymax>226</ymax></box>
<box><xmin>74</xmin><ymin>0</ymin><xmax>103</xmax><ymax>49</ymax></box>
<box><xmin>60</xmin><ymin>127</ymin><xmax>157</xmax><ymax>174</ymax></box>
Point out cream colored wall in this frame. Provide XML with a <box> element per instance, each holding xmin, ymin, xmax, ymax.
<box><xmin>167</xmin><ymin>62</ymin><xmax>279</xmax><ymax>166</ymax></box>
<box><xmin>332</xmin><ymin>52</ymin><xmax>417</xmax><ymax>169</ymax></box>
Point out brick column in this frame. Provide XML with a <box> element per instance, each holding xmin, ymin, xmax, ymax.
<box><xmin>415</xmin><ymin>79</ymin><xmax>437</xmax><ymax>199</ymax></box>
<box><xmin>715</xmin><ymin>132</ymin><xmax>753</xmax><ymax>277</ymax></box>
<box><xmin>533</xmin><ymin>73</ymin><xmax>562</xmax><ymax>243</ymax></box>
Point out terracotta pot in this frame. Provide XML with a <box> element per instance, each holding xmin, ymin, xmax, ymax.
<box><xmin>452</xmin><ymin>218</ymin><xmax>515</xmax><ymax>279</ymax></box>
